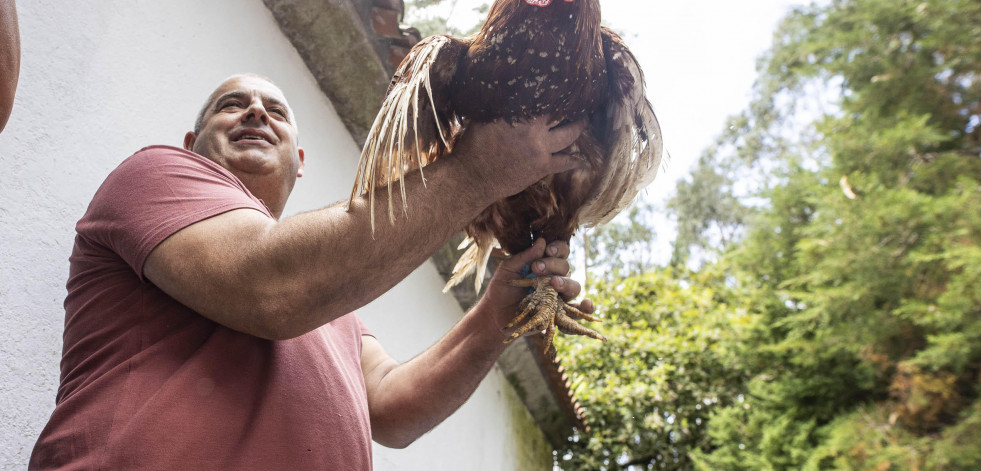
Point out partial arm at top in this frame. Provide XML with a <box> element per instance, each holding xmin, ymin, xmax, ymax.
<box><xmin>0</xmin><ymin>0</ymin><xmax>20</xmax><ymax>132</ymax></box>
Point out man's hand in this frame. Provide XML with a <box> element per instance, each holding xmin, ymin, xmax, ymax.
<box><xmin>451</xmin><ymin>118</ymin><xmax>587</xmax><ymax>201</ymax></box>
<box><xmin>478</xmin><ymin>239</ymin><xmax>595</xmax><ymax>340</ymax></box>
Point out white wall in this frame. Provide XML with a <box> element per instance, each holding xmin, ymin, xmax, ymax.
<box><xmin>0</xmin><ymin>1</ymin><xmax>546</xmax><ymax>469</ymax></box>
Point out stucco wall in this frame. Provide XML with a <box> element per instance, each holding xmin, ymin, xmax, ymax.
<box><xmin>0</xmin><ymin>0</ymin><xmax>549</xmax><ymax>469</ymax></box>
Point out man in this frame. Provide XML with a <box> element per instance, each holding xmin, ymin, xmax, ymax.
<box><xmin>29</xmin><ymin>74</ymin><xmax>592</xmax><ymax>469</ymax></box>
<box><xmin>1</xmin><ymin>0</ymin><xmax>19</xmax><ymax>132</ymax></box>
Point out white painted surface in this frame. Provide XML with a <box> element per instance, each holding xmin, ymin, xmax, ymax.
<box><xmin>0</xmin><ymin>1</ymin><xmax>540</xmax><ymax>469</ymax></box>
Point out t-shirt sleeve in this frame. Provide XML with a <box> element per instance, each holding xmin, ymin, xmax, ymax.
<box><xmin>76</xmin><ymin>146</ymin><xmax>271</xmax><ymax>278</ymax></box>
<box><xmin>355</xmin><ymin>315</ymin><xmax>374</xmax><ymax>338</ymax></box>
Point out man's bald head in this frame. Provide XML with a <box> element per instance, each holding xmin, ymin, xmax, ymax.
<box><xmin>193</xmin><ymin>73</ymin><xmax>296</xmax><ymax>135</ymax></box>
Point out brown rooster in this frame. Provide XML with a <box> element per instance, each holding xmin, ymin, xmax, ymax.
<box><xmin>349</xmin><ymin>0</ymin><xmax>663</xmax><ymax>357</ymax></box>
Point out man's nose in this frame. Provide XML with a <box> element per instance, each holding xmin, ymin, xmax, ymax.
<box><xmin>243</xmin><ymin>99</ymin><xmax>269</xmax><ymax>124</ymax></box>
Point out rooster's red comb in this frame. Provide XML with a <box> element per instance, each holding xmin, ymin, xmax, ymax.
<box><xmin>523</xmin><ymin>0</ymin><xmax>574</xmax><ymax>7</ymax></box>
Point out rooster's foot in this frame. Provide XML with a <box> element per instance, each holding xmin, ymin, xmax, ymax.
<box><xmin>503</xmin><ymin>276</ymin><xmax>606</xmax><ymax>358</ymax></box>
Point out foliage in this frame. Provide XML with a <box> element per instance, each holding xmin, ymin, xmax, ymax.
<box><xmin>577</xmin><ymin>201</ymin><xmax>661</xmax><ymax>288</ymax></box>
<box><xmin>403</xmin><ymin>0</ymin><xmax>488</xmax><ymax>37</ymax></box>
<box><xmin>560</xmin><ymin>0</ymin><xmax>981</xmax><ymax>469</ymax></box>
<box><xmin>695</xmin><ymin>0</ymin><xmax>981</xmax><ymax>468</ymax></box>
<box><xmin>555</xmin><ymin>267</ymin><xmax>755</xmax><ymax>470</ymax></box>
<box><xmin>668</xmin><ymin>151</ymin><xmax>750</xmax><ymax>267</ymax></box>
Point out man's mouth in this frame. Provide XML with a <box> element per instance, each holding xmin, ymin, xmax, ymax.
<box><xmin>232</xmin><ymin>129</ymin><xmax>273</xmax><ymax>144</ymax></box>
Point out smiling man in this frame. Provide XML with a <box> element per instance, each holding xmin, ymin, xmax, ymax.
<box><xmin>28</xmin><ymin>74</ymin><xmax>591</xmax><ymax>470</ymax></box>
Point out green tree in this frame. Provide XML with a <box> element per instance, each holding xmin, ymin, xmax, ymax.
<box><xmin>555</xmin><ymin>267</ymin><xmax>755</xmax><ymax>470</ymax></box>
<box><xmin>576</xmin><ymin>201</ymin><xmax>660</xmax><ymax>289</ymax></box>
<box><xmin>403</xmin><ymin>0</ymin><xmax>487</xmax><ymax>37</ymax></box>
<box><xmin>668</xmin><ymin>150</ymin><xmax>749</xmax><ymax>268</ymax></box>
<box><xmin>562</xmin><ymin>0</ymin><xmax>981</xmax><ymax>469</ymax></box>
<box><xmin>694</xmin><ymin>0</ymin><xmax>981</xmax><ymax>468</ymax></box>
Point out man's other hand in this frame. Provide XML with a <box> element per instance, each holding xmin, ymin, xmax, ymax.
<box><xmin>480</xmin><ymin>239</ymin><xmax>595</xmax><ymax>340</ymax></box>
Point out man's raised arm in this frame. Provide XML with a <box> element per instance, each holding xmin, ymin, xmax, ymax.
<box><xmin>144</xmin><ymin>118</ymin><xmax>586</xmax><ymax>340</ymax></box>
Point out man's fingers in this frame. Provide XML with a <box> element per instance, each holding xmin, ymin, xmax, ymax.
<box><xmin>532</xmin><ymin>258</ymin><xmax>570</xmax><ymax>277</ymax></box>
<box><xmin>546</xmin><ymin>119</ymin><xmax>587</xmax><ymax>154</ymax></box>
<box><xmin>546</xmin><ymin>241</ymin><xmax>570</xmax><ymax>259</ymax></box>
<box><xmin>574</xmin><ymin>298</ymin><xmax>595</xmax><ymax>314</ymax></box>
<box><xmin>531</xmin><ymin>241</ymin><xmax>571</xmax><ymax>275</ymax></box>
<box><xmin>500</xmin><ymin>239</ymin><xmax>547</xmax><ymax>273</ymax></box>
<box><xmin>551</xmin><ymin>276</ymin><xmax>582</xmax><ymax>301</ymax></box>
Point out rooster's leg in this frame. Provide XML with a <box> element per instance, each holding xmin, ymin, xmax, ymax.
<box><xmin>504</xmin><ymin>276</ymin><xmax>607</xmax><ymax>358</ymax></box>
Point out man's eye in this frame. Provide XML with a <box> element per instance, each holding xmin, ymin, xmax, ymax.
<box><xmin>221</xmin><ymin>101</ymin><xmax>242</xmax><ymax>109</ymax></box>
<box><xmin>270</xmin><ymin>108</ymin><xmax>286</xmax><ymax>117</ymax></box>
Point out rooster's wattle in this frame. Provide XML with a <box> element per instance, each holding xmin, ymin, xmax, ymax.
<box><xmin>349</xmin><ymin>0</ymin><xmax>664</xmax><ymax>357</ymax></box>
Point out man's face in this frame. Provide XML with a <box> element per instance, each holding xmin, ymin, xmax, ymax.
<box><xmin>186</xmin><ymin>76</ymin><xmax>305</xmax><ymax>205</ymax></box>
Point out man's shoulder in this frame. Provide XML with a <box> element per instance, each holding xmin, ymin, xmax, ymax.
<box><xmin>108</xmin><ymin>145</ymin><xmax>239</xmax><ymax>188</ymax></box>
<box><xmin>92</xmin><ymin>144</ymin><xmax>253</xmax><ymax>211</ymax></box>
<box><xmin>120</xmin><ymin>145</ymin><xmax>210</xmax><ymax>170</ymax></box>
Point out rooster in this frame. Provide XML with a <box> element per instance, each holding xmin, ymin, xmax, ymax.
<box><xmin>349</xmin><ymin>0</ymin><xmax>663</xmax><ymax>357</ymax></box>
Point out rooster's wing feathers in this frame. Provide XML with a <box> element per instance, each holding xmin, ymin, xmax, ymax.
<box><xmin>577</xmin><ymin>27</ymin><xmax>665</xmax><ymax>228</ymax></box>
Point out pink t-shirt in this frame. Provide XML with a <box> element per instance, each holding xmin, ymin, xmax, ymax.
<box><xmin>30</xmin><ymin>146</ymin><xmax>374</xmax><ymax>470</ymax></box>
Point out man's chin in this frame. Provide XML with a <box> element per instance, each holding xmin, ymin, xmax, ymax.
<box><xmin>225</xmin><ymin>150</ymin><xmax>278</xmax><ymax>176</ymax></box>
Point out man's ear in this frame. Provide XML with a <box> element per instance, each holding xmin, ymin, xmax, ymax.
<box><xmin>297</xmin><ymin>148</ymin><xmax>306</xmax><ymax>178</ymax></box>
<box><xmin>183</xmin><ymin>132</ymin><xmax>196</xmax><ymax>151</ymax></box>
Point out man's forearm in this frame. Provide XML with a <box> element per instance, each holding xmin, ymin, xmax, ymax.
<box><xmin>362</xmin><ymin>301</ymin><xmax>508</xmax><ymax>448</ymax></box>
<box><xmin>359</xmin><ymin>240</ymin><xmax>581</xmax><ymax>448</ymax></box>
<box><xmin>260</xmin><ymin>155</ymin><xmax>503</xmax><ymax>337</ymax></box>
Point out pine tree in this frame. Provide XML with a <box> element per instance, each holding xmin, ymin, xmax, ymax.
<box><xmin>560</xmin><ymin>1</ymin><xmax>981</xmax><ymax>469</ymax></box>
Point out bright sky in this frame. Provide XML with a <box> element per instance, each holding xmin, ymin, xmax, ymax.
<box><xmin>602</xmin><ymin>0</ymin><xmax>808</xmax><ymax>201</ymax></box>
<box><xmin>433</xmin><ymin>0</ymin><xmax>811</xmax><ymax>194</ymax></box>
<box><xmin>420</xmin><ymin>0</ymin><xmax>816</xmax><ymax>266</ymax></box>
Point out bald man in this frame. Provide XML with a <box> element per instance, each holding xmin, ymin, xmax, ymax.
<box><xmin>30</xmin><ymin>74</ymin><xmax>593</xmax><ymax>470</ymax></box>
